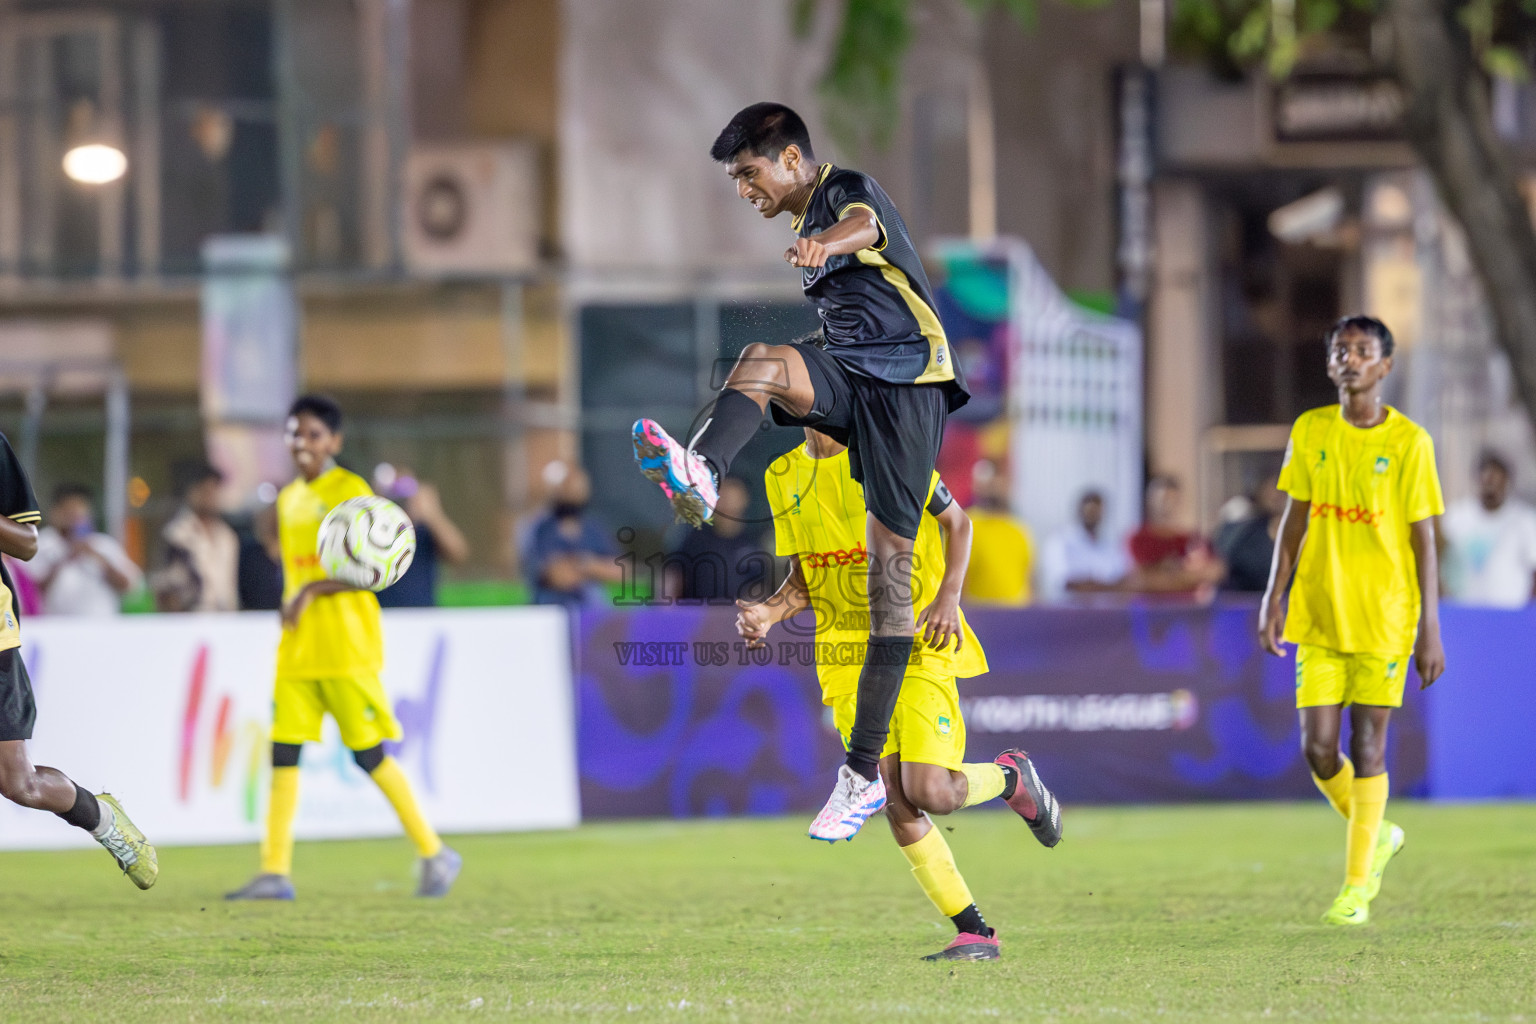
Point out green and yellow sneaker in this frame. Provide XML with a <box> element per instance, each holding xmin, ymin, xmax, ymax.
<box><xmin>1322</xmin><ymin>883</ymin><xmax>1370</xmax><ymax>926</ymax></box>
<box><xmin>1366</xmin><ymin>822</ymin><xmax>1406</xmax><ymax>902</ymax></box>
<box><xmin>95</xmin><ymin>793</ymin><xmax>158</xmax><ymax>890</ymax></box>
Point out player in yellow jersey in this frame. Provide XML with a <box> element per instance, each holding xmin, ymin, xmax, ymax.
<box><xmin>736</xmin><ymin>427</ymin><xmax>1062</xmax><ymax>961</ymax></box>
<box><xmin>1260</xmin><ymin>316</ymin><xmax>1445</xmax><ymax>927</ymax></box>
<box><xmin>227</xmin><ymin>395</ymin><xmax>460</xmax><ymax>900</ymax></box>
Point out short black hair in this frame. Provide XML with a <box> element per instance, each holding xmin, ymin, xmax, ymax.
<box><xmin>287</xmin><ymin>394</ymin><xmax>343</xmax><ymax>433</ymax></box>
<box><xmin>1328</xmin><ymin>315</ymin><xmax>1395</xmax><ymax>358</ymax></box>
<box><xmin>1080</xmin><ymin>489</ymin><xmax>1105</xmax><ymax>505</ymax></box>
<box><xmin>174</xmin><ymin>459</ymin><xmax>224</xmax><ymax>498</ymax></box>
<box><xmin>52</xmin><ymin>482</ymin><xmax>93</xmax><ymax>505</ymax></box>
<box><xmin>1479</xmin><ymin>449</ymin><xmax>1512</xmax><ymax>477</ymax></box>
<box><xmin>710</xmin><ymin>103</ymin><xmax>814</xmax><ymax>164</ymax></box>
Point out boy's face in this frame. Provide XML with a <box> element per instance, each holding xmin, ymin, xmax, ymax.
<box><xmin>1327</xmin><ymin>327</ymin><xmax>1392</xmax><ymax>395</ymax></box>
<box><xmin>285</xmin><ymin>413</ymin><xmax>342</xmax><ymax>479</ymax></box>
<box><xmin>725</xmin><ymin>145</ymin><xmax>808</xmax><ymax>219</ymax></box>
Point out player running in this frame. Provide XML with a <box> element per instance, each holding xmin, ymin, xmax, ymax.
<box><xmin>0</xmin><ymin>432</ymin><xmax>156</xmax><ymax>889</ymax></box>
<box><xmin>634</xmin><ymin>103</ymin><xmax>969</xmax><ymax>841</ymax></box>
<box><xmin>227</xmin><ymin>395</ymin><xmax>460</xmax><ymax>901</ymax></box>
<box><xmin>1259</xmin><ymin>316</ymin><xmax>1445</xmax><ymax>926</ymax></box>
<box><xmin>736</xmin><ymin>426</ymin><xmax>1060</xmax><ymax>960</ymax></box>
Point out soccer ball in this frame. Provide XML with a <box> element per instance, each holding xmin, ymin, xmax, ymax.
<box><xmin>317</xmin><ymin>495</ymin><xmax>417</xmax><ymax>591</ymax></box>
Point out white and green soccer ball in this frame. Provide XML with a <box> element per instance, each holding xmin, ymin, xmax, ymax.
<box><xmin>317</xmin><ymin>495</ymin><xmax>416</xmax><ymax>591</ymax></box>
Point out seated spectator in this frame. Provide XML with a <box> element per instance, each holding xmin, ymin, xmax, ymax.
<box><xmin>237</xmin><ymin>500</ymin><xmax>284</xmax><ymax>611</ymax></box>
<box><xmin>1214</xmin><ymin>470</ymin><xmax>1286</xmax><ymax>593</ymax></box>
<box><xmin>1441</xmin><ymin>451</ymin><xmax>1536</xmax><ymax>608</ymax></box>
<box><xmin>153</xmin><ymin>461</ymin><xmax>240</xmax><ymax>612</ymax></box>
<box><xmin>1039</xmin><ymin>490</ymin><xmax>1130</xmax><ymax>602</ymax></box>
<box><xmin>522</xmin><ymin>462</ymin><xmax>622</xmax><ymax>608</ymax></box>
<box><xmin>32</xmin><ymin>483</ymin><xmax>142</xmax><ymax>615</ymax></box>
<box><xmin>375</xmin><ymin>466</ymin><xmax>470</xmax><ymax>608</ymax></box>
<box><xmin>662</xmin><ymin>476</ymin><xmax>769</xmax><ymax>603</ymax></box>
<box><xmin>962</xmin><ymin>465</ymin><xmax>1034</xmax><ymax>606</ymax></box>
<box><xmin>1126</xmin><ymin>476</ymin><xmax>1224</xmax><ymax>599</ymax></box>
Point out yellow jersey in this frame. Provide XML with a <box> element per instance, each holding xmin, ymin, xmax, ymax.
<box><xmin>1278</xmin><ymin>405</ymin><xmax>1444</xmax><ymax>655</ymax></box>
<box><xmin>276</xmin><ymin>466</ymin><xmax>384</xmax><ymax>679</ymax></box>
<box><xmin>764</xmin><ymin>444</ymin><xmax>988</xmax><ymax>702</ymax></box>
<box><xmin>963</xmin><ymin>510</ymin><xmax>1034</xmax><ymax>606</ymax></box>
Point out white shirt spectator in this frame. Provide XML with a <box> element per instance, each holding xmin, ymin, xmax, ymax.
<box><xmin>1039</xmin><ymin>522</ymin><xmax>1131</xmax><ymax>602</ymax></box>
<box><xmin>1441</xmin><ymin>496</ymin><xmax>1536</xmax><ymax>608</ymax></box>
<box><xmin>157</xmin><ymin>507</ymin><xmax>240</xmax><ymax>612</ymax></box>
<box><xmin>32</xmin><ymin>526</ymin><xmax>143</xmax><ymax>616</ymax></box>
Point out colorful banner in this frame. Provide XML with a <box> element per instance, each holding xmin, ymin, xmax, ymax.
<box><xmin>0</xmin><ymin>608</ymin><xmax>578</xmax><ymax>850</ymax></box>
<box><xmin>575</xmin><ymin>601</ymin><xmax>1431</xmax><ymax>818</ymax></box>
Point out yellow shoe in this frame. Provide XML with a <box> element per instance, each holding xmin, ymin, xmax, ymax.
<box><xmin>1365</xmin><ymin>822</ymin><xmax>1405</xmax><ymax>902</ymax></box>
<box><xmin>95</xmin><ymin>793</ymin><xmax>158</xmax><ymax>890</ymax></box>
<box><xmin>1321</xmin><ymin>884</ymin><xmax>1370</xmax><ymax>926</ymax></box>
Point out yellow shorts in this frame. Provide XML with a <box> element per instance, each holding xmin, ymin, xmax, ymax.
<box><xmin>829</xmin><ymin>672</ymin><xmax>965</xmax><ymax>772</ymax></box>
<box><xmin>271</xmin><ymin>674</ymin><xmax>403</xmax><ymax>750</ymax></box>
<box><xmin>1295</xmin><ymin>645</ymin><xmax>1410</xmax><ymax>709</ymax></box>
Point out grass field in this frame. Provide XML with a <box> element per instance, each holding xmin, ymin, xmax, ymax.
<box><xmin>2</xmin><ymin>803</ymin><xmax>1533</xmax><ymax>1022</ymax></box>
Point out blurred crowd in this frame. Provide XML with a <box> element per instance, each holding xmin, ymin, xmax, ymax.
<box><xmin>9</xmin><ymin>448</ymin><xmax>1535</xmax><ymax>617</ymax></box>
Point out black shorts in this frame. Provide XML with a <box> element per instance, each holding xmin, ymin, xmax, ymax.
<box><xmin>771</xmin><ymin>341</ymin><xmax>947</xmax><ymax>540</ymax></box>
<box><xmin>0</xmin><ymin>647</ymin><xmax>36</xmax><ymax>742</ymax></box>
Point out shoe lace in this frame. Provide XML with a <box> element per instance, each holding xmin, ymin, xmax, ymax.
<box><xmin>99</xmin><ymin>827</ymin><xmax>139</xmax><ymax>870</ymax></box>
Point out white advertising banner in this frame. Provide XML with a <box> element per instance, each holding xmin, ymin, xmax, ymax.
<box><xmin>0</xmin><ymin>607</ymin><xmax>577</xmax><ymax>850</ymax></box>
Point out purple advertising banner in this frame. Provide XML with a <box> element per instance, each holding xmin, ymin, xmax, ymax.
<box><xmin>574</xmin><ymin>601</ymin><xmax>1429</xmax><ymax>819</ymax></box>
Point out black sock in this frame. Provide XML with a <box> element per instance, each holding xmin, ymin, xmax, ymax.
<box><xmin>690</xmin><ymin>389</ymin><xmax>764</xmax><ymax>482</ymax></box>
<box><xmin>950</xmin><ymin>904</ymin><xmax>993</xmax><ymax>938</ymax></box>
<box><xmin>56</xmin><ymin>783</ymin><xmax>101</xmax><ymax>832</ymax></box>
<box><xmin>844</xmin><ymin>635</ymin><xmax>915</xmax><ymax>782</ymax></box>
<box><xmin>999</xmin><ymin>765</ymin><xmax>1019</xmax><ymax>800</ymax></box>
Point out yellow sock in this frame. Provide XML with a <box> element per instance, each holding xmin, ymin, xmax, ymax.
<box><xmin>1345</xmin><ymin>773</ymin><xmax>1389</xmax><ymax>887</ymax></box>
<box><xmin>1312</xmin><ymin>757</ymin><xmax>1355</xmax><ymax>820</ymax></box>
<box><xmin>370</xmin><ymin>756</ymin><xmax>443</xmax><ymax>858</ymax></box>
<box><xmin>899</xmin><ymin>825</ymin><xmax>974</xmax><ymax>917</ymax></box>
<box><xmin>259</xmin><ymin>766</ymin><xmax>300</xmax><ymax>876</ymax></box>
<box><xmin>959</xmin><ymin>763</ymin><xmax>1007</xmax><ymax>809</ymax></box>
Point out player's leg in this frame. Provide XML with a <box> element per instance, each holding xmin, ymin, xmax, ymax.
<box><xmin>1348</xmin><ymin>702</ymin><xmax>1403</xmax><ymax>901</ymax></box>
<box><xmin>226</xmin><ymin>740</ymin><xmax>301</xmax><ymax>900</ymax></box>
<box><xmin>351</xmin><ymin>744</ymin><xmax>461</xmax><ymax>897</ymax></box>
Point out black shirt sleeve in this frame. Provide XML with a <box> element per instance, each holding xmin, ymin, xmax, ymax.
<box><xmin>925</xmin><ymin>478</ymin><xmax>954</xmax><ymax>518</ymax></box>
<box><xmin>823</xmin><ymin>171</ymin><xmax>888</xmax><ymax>250</ymax></box>
<box><xmin>0</xmin><ymin>434</ymin><xmax>40</xmax><ymax>525</ymax></box>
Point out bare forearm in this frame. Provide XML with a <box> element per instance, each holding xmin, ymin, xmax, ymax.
<box><xmin>763</xmin><ymin>563</ymin><xmax>812</xmax><ymax>624</ymax></box>
<box><xmin>1411</xmin><ymin>520</ymin><xmax>1441</xmax><ymax>630</ymax></box>
<box><xmin>0</xmin><ymin>520</ymin><xmax>37</xmax><ymax>561</ymax></box>
<box><xmin>807</xmin><ymin>209</ymin><xmax>880</xmax><ymax>256</ymax></box>
<box><xmin>935</xmin><ymin>508</ymin><xmax>972</xmax><ymax>598</ymax></box>
<box><xmin>1262</xmin><ymin>499</ymin><xmax>1309</xmax><ymax>604</ymax></box>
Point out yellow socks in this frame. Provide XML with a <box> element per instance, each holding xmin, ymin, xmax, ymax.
<box><xmin>259</xmin><ymin>766</ymin><xmax>300</xmax><ymax>876</ymax></box>
<box><xmin>899</xmin><ymin>825</ymin><xmax>973</xmax><ymax>918</ymax></box>
<box><xmin>959</xmin><ymin>763</ymin><xmax>1007</xmax><ymax>809</ymax></box>
<box><xmin>1345</xmin><ymin>773</ymin><xmax>1389</xmax><ymax>887</ymax></box>
<box><xmin>1312</xmin><ymin>757</ymin><xmax>1355</xmax><ymax>820</ymax></box>
<box><xmin>370</xmin><ymin>756</ymin><xmax>443</xmax><ymax>858</ymax></box>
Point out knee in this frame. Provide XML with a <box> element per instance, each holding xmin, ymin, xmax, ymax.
<box><xmin>1350</xmin><ymin>734</ymin><xmax>1387</xmax><ymax>776</ymax></box>
<box><xmin>0</xmin><ymin>770</ymin><xmax>40</xmax><ymax>807</ymax></box>
<box><xmin>902</xmin><ymin>774</ymin><xmax>963</xmax><ymax>816</ymax></box>
<box><xmin>351</xmin><ymin>744</ymin><xmax>385</xmax><ymax>774</ymax></box>
<box><xmin>730</xmin><ymin>343</ymin><xmax>788</xmax><ymax>385</ymax></box>
<box><xmin>1301</xmin><ymin>735</ymin><xmax>1338</xmax><ymax>777</ymax></box>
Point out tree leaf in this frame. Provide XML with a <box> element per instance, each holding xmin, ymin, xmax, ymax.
<box><xmin>1483</xmin><ymin>44</ymin><xmax>1532</xmax><ymax>81</ymax></box>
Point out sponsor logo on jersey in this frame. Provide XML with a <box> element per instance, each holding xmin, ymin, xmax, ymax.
<box><xmin>1310</xmin><ymin>502</ymin><xmax>1384</xmax><ymax>527</ymax></box>
<box><xmin>804</xmin><ymin>542</ymin><xmax>867</xmax><ymax>570</ymax></box>
<box><xmin>1375</xmin><ymin>456</ymin><xmax>1390</xmax><ymax>474</ymax></box>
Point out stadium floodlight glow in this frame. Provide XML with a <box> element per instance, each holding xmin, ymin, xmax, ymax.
<box><xmin>62</xmin><ymin>143</ymin><xmax>128</xmax><ymax>185</ymax></box>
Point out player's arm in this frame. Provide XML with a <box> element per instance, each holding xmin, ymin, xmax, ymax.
<box><xmin>784</xmin><ymin>207</ymin><xmax>881</xmax><ymax>269</ymax></box>
<box><xmin>1410</xmin><ymin>517</ymin><xmax>1445</xmax><ymax>687</ymax></box>
<box><xmin>735</xmin><ymin>556</ymin><xmax>811</xmax><ymax>649</ymax></box>
<box><xmin>915</xmin><ymin>492</ymin><xmax>970</xmax><ymax>653</ymax></box>
<box><xmin>1259</xmin><ymin>496</ymin><xmax>1310</xmax><ymax>656</ymax></box>
<box><xmin>0</xmin><ymin>518</ymin><xmax>38</xmax><ymax>561</ymax></box>
<box><xmin>281</xmin><ymin>577</ymin><xmax>364</xmax><ymax>629</ymax></box>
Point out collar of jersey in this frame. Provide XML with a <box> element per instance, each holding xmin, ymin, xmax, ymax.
<box><xmin>791</xmin><ymin>163</ymin><xmax>835</xmax><ymax>234</ymax></box>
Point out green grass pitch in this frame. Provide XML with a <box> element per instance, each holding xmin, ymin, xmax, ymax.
<box><xmin>1</xmin><ymin>803</ymin><xmax>1533</xmax><ymax>1022</ymax></box>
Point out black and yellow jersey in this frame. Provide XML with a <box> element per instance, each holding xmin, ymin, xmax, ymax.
<box><xmin>0</xmin><ymin>433</ymin><xmax>40</xmax><ymax>651</ymax></box>
<box><xmin>794</xmin><ymin>164</ymin><xmax>969</xmax><ymax>412</ymax></box>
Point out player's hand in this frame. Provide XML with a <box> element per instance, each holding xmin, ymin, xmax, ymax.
<box><xmin>784</xmin><ymin>237</ymin><xmax>829</xmax><ymax>269</ymax></box>
<box><xmin>1415</xmin><ymin>627</ymin><xmax>1445</xmax><ymax>689</ymax></box>
<box><xmin>1258</xmin><ymin>597</ymin><xmax>1287</xmax><ymax>656</ymax></box>
<box><xmin>916</xmin><ymin>593</ymin><xmax>963</xmax><ymax>653</ymax></box>
<box><xmin>281</xmin><ymin>585</ymin><xmax>316</xmax><ymax>630</ymax></box>
<box><xmin>735</xmin><ymin>599</ymin><xmax>772</xmax><ymax>649</ymax></box>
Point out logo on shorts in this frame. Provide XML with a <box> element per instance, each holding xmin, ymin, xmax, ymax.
<box><xmin>936</xmin><ymin>715</ymin><xmax>952</xmax><ymax>736</ymax></box>
<box><xmin>1375</xmin><ymin>457</ymin><xmax>1390</xmax><ymax>474</ymax></box>
<box><xmin>1387</xmin><ymin>661</ymin><xmax>1399</xmax><ymax>678</ymax></box>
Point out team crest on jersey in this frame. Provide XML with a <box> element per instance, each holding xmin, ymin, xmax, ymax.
<box><xmin>935</xmin><ymin>345</ymin><xmax>946</xmax><ymax>367</ymax></box>
<box><xmin>1375</xmin><ymin>457</ymin><xmax>1390</xmax><ymax>474</ymax></box>
<box><xmin>936</xmin><ymin>715</ymin><xmax>952</xmax><ymax>736</ymax></box>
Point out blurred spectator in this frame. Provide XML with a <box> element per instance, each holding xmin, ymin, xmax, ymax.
<box><xmin>237</xmin><ymin>501</ymin><xmax>284</xmax><ymax>611</ymax></box>
<box><xmin>375</xmin><ymin>466</ymin><xmax>471</xmax><ymax>608</ymax></box>
<box><xmin>663</xmin><ymin>476</ymin><xmax>769</xmax><ymax>602</ymax></box>
<box><xmin>523</xmin><ymin>462</ymin><xmax>622</xmax><ymax>608</ymax></box>
<box><xmin>32</xmin><ymin>483</ymin><xmax>142</xmax><ymax>615</ymax></box>
<box><xmin>1214</xmin><ymin>471</ymin><xmax>1287</xmax><ymax>593</ymax></box>
<box><xmin>152</xmin><ymin>461</ymin><xmax>240</xmax><ymax>612</ymax></box>
<box><xmin>1126</xmin><ymin>476</ymin><xmax>1224</xmax><ymax>599</ymax></box>
<box><xmin>1039</xmin><ymin>490</ymin><xmax>1130</xmax><ymax>602</ymax></box>
<box><xmin>1441</xmin><ymin>451</ymin><xmax>1536</xmax><ymax>608</ymax></box>
<box><xmin>961</xmin><ymin>464</ymin><xmax>1034</xmax><ymax>606</ymax></box>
